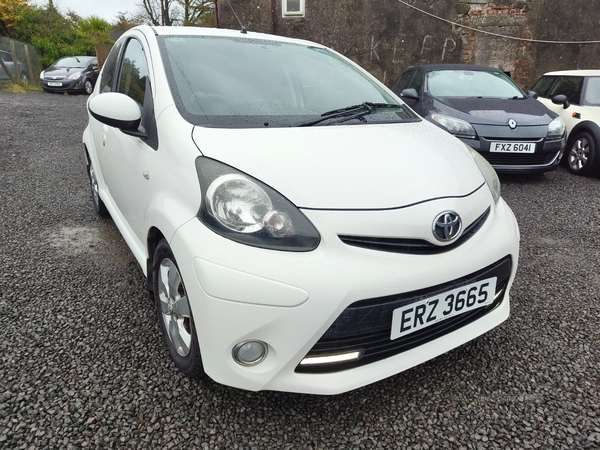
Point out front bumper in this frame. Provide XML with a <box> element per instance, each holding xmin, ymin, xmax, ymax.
<box><xmin>170</xmin><ymin>194</ymin><xmax>519</xmax><ymax>394</ymax></box>
<box><xmin>41</xmin><ymin>78</ymin><xmax>86</xmax><ymax>93</ymax></box>
<box><xmin>460</xmin><ymin>131</ymin><xmax>566</xmax><ymax>174</ymax></box>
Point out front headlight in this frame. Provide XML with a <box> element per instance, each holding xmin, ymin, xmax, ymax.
<box><xmin>430</xmin><ymin>114</ymin><xmax>477</xmax><ymax>139</ymax></box>
<box><xmin>68</xmin><ymin>71</ymin><xmax>82</xmax><ymax>80</ymax></box>
<box><xmin>467</xmin><ymin>146</ymin><xmax>501</xmax><ymax>205</ymax></box>
<box><xmin>196</xmin><ymin>157</ymin><xmax>320</xmax><ymax>251</ymax></box>
<box><xmin>547</xmin><ymin>116</ymin><xmax>565</xmax><ymax>140</ymax></box>
<box><xmin>39</xmin><ymin>70</ymin><xmax>45</xmax><ymax>80</ymax></box>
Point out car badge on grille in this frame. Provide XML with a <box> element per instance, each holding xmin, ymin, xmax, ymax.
<box><xmin>432</xmin><ymin>211</ymin><xmax>462</xmax><ymax>242</ymax></box>
<box><xmin>508</xmin><ymin>119</ymin><xmax>518</xmax><ymax>130</ymax></box>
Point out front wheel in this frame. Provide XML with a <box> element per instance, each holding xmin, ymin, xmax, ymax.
<box><xmin>567</xmin><ymin>131</ymin><xmax>599</xmax><ymax>175</ymax></box>
<box><xmin>84</xmin><ymin>79</ymin><xmax>93</xmax><ymax>95</ymax></box>
<box><xmin>153</xmin><ymin>240</ymin><xmax>204</xmax><ymax>378</ymax></box>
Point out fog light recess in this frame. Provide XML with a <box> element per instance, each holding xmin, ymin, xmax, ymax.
<box><xmin>232</xmin><ymin>340</ymin><xmax>268</xmax><ymax>366</ymax></box>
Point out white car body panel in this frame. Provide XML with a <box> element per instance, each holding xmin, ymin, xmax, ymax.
<box><xmin>82</xmin><ymin>25</ymin><xmax>520</xmax><ymax>394</ymax></box>
<box><xmin>192</xmin><ymin>122</ymin><xmax>484</xmax><ymax>210</ymax></box>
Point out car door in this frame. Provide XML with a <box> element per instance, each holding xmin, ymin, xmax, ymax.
<box><xmin>100</xmin><ymin>35</ymin><xmax>158</xmax><ymax>244</ymax></box>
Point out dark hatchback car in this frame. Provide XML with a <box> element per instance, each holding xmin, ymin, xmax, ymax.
<box><xmin>40</xmin><ymin>56</ymin><xmax>99</xmax><ymax>95</ymax></box>
<box><xmin>391</xmin><ymin>64</ymin><xmax>566</xmax><ymax>174</ymax></box>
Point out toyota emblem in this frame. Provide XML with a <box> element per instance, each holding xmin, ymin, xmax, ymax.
<box><xmin>432</xmin><ymin>211</ymin><xmax>462</xmax><ymax>242</ymax></box>
<box><xmin>508</xmin><ymin>119</ymin><xmax>518</xmax><ymax>130</ymax></box>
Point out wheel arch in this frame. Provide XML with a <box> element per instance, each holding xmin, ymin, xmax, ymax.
<box><xmin>568</xmin><ymin>120</ymin><xmax>600</xmax><ymax>147</ymax></box>
<box><xmin>146</xmin><ymin>226</ymin><xmax>167</xmax><ymax>293</ymax></box>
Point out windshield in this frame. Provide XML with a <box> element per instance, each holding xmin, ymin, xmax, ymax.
<box><xmin>427</xmin><ymin>70</ymin><xmax>524</xmax><ymax>99</ymax></box>
<box><xmin>158</xmin><ymin>36</ymin><xmax>416</xmax><ymax>128</ymax></box>
<box><xmin>53</xmin><ymin>57</ymin><xmax>92</xmax><ymax>68</ymax></box>
<box><xmin>584</xmin><ymin>77</ymin><xmax>600</xmax><ymax>106</ymax></box>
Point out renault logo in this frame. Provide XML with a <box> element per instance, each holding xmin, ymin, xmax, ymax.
<box><xmin>433</xmin><ymin>211</ymin><xmax>462</xmax><ymax>242</ymax></box>
<box><xmin>508</xmin><ymin>119</ymin><xmax>518</xmax><ymax>130</ymax></box>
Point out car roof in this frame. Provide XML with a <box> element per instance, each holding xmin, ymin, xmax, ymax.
<box><xmin>403</xmin><ymin>64</ymin><xmax>507</xmax><ymax>73</ymax></box>
<box><xmin>542</xmin><ymin>69</ymin><xmax>600</xmax><ymax>77</ymax></box>
<box><xmin>136</xmin><ymin>25</ymin><xmax>326</xmax><ymax>49</ymax></box>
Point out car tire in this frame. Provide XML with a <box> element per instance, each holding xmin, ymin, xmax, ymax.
<box><xmin>20</xmin><ymin>72</ymin><xmax>29</xmax><ymax>84</ymax></box>
<box><xmin>84</xmin><ymin>79</ymin><xmax>93</xmax><ymax>95</ymax></box>
<box><xmin>87</xmin><ymin>159</ymin><xmax>109</xmax><ymax>217</ymax></box>
<box><xmin>153</xmin><ymin>239</ymin><xmax>204</xmax><ymax>378</ymax></box>
<box><xmin>566</xmin><ymin>131</ymin><xmax>599</xmax><ymax>176</ymax></box>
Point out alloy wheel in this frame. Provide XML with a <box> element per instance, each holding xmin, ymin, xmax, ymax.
<box><xmin>85</xmin><ymin>80</ymin><xmax>93</xmax><ymax>95</ymax></box>
<box><xmin>569</xmin><ymin>137</ymin><xmax>590</xmax><ymax>171</ymax></box>
<box><xmin>158</xmin><ymin>258</ymin><xmax>192</xmax><ymax>357</ymax></box>
<box><xmin>89</xmin><ymin>163</ymin><xmax>100</xmax><ymax>208</ymax></box>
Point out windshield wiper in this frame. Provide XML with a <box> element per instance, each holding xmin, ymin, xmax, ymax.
<box><xmin>294</xmin><ymin>102</ymin><xmax>404</xmax><ymax>127</ymax></box>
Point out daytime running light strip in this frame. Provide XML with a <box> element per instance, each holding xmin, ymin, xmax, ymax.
<box><xmin>398</xmin><ymin>0</ymin><xmax>600</xmax><ymax>45</ymax></box>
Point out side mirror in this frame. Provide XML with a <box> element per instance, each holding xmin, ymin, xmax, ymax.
<box><xmin>88</xmin><ymin>92</ymin><xmax>145</xmax><ymax>137</ymax></box>
<box><xmin>552</xmin><ymin>94</ymin><xmax>570</xmax><ymax>109</ymax></box>
<box><xmin>527</xmin><ymin>90</ymin><xmax>539</xmax><ymax>99</ymax></box>
<box><xmin>400</xmin><ymin>88</ymin><xmax>419</xmax><ymax>100</ymax></box>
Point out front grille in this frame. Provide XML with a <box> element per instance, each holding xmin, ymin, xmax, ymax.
<box><xmin>338</xmin><ymin>208</ymin><xmax>490</xmax><ymax>255</ymax></box>
<box><xmin>296</xmin><ymin>256</ymin><xmax>512</xmax><ymax>374</ymax></box>
<box><xmin>482</xmin><ymin>152</ymin><xmax>555</xmax><ymax>166</ymax></box>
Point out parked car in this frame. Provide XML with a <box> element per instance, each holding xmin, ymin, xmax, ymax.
<box><xmin>40</xmin><ymin>56</ymin><xmax>99</xmax><ymax>95</ymax></box>
<box><xmin>531</xmin><ymin>70</ymin><xmax>600</xmax><ymax>175</ymax></box>
<box><xmin>391</xmin><ymin>64</ymin><xmax>566</xmax><ymax>174</ymax></box>
<box><xmin>84</xmin><ymin>26</ymin><xmax>520</xmax><ymax>394</ymax></box>
<box><xmin>0</xmin><ymin>50</ymin><xmax>29</xmax><ymax>83</ymax></box>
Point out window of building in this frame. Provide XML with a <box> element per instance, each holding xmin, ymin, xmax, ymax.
<box><xmin>283</xmin><ymin>0</ymin><xmax>305</xmax><ymax>17</ymax></box>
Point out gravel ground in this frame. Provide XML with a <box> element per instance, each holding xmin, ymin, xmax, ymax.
<box><xmin>1</xmin><ymin>90</ymin><xmax>599</xmax><ymax>449</ymax></box>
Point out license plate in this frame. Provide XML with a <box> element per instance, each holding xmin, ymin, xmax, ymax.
<box><xmin>390</xmin><ymin>277</ymin><xmax>497</xmax><ymax>340</ymax></box>
<box><xmin>47</xmin><ymin>82</ymin><xmax>62</xmax><ymax>87</ymax></box>
<box><xmin>490</xmin><ymin>142</ymin><xmax>535</xmax><ymax>153</ymax></box>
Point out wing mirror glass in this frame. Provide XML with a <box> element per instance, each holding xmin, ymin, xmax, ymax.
<box><xmin>400</xmin><ymin>88</ymin><xmax>419</xmax><ymax>100</ymax></box>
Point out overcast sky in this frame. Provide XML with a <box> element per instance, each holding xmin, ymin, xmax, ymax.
<box><xmin>33</xmin><ymin>0</ymin><xmax>140</xmax><ymax>23</ymax></box>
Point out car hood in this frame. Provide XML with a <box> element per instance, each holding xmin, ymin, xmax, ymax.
<box><xmin>44</xmin><ymin>67</ymin><xmax>84</xmax><ymax>77</ymax></box>
<box><xmin>431</xmin><ymin>96</ymin><xmax>555</xmax><ymax>126</ymax></box>
<box><xmin>191</xmin><ymin>121</ymin><xmax>486</xmax><ymax>210</ymax></box>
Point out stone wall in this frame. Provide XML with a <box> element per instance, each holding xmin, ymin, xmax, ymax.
<box><xmin>216</xmin><ymin>0</ymin><xmax>600</xmax><ymax>88</ymax></box>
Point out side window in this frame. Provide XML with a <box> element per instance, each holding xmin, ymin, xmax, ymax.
<box><xmin>1</xmin><ymin>51</ymin><xmax>13</xmax><ymax>62</ymax></box>
<box><xmin>408</xmin><ymin>70</ymin><xmax>423</xmax><ymax>93</ymax></box>
<box><xmin>396</xmin><ymin>71</ymin><xmax>414</xmax><ymax>91</ymax></box>
<box><xmin>531</xmin><ymin>76</ymin><xmax>555</xmax><ymax>97</ymax></box>
<box><xmin>584</xmin><ymin>77</ymin><xmax>600</xmax><ymax>106</ymax></box>
<box><xmin>283</xmin><ymin>0</ymin><xmax>305</xmax><ymax>17</ymax></box>
<box><xmin>548</xmin><ymin>76</ymin><xmax>584</xmax><ymax>105</ymax></box>
<box><xmin>99</xmin><ymin>40</ymin><xmax>124</xmax><ymax>93</ymax></box>
<box><xmin>117</xmin><ymin>39</ymin><xmax>149</xmax><ymax>107</ymax></box>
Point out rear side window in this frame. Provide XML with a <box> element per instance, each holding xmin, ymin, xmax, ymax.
<box><xmin>531</xmin><ymin>76</ymin><xmax>555</xmax><ymax>98</ymax></box>
<box><xmin>547</xmin><ymin>76</ymin><xmax>583</xmax><ymax>105</ymax></box>
<box><xmin>584</xmin><ymin>77</ymin><xmax>600</xmax><ymax>106</ymax></box>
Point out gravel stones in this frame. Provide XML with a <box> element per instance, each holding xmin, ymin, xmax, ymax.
<box><xmin>1</xmin><ymin>91</ymin><xmax>599</xmax><ymax>449</ymax></box>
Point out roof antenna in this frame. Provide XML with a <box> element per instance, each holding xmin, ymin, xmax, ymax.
<box><xmin>225</xmin><ymin>0</ymin><xmax>248</xmax><ymax>34</ymax></box>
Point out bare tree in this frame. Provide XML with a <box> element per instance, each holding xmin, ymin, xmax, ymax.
<box><xmin>137</xmin><ymin>0</ymin><xmax>213</xmax><ymax>26</ymax></box>
<box><xmin>178</xmin><ymin>0</ymin><xmax>214</xmax><ymax>26</ymax></box>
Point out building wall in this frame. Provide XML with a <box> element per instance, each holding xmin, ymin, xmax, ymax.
<box><xmin>216</xmin><ymin>0</ymin><xmax>600</xmax><ymax>89</ymax></box>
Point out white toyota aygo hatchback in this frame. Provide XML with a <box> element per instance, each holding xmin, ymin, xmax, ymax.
<box><xmin>83</xmin><ymin>25</ymin><xmax>520</xmax><ymax>394</ymax></box>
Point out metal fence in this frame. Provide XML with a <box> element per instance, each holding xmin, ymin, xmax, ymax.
<box><xmin>0</xmin><ymin>36</ymin><xmax>42</xmax><ymax>84</ymax></box>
